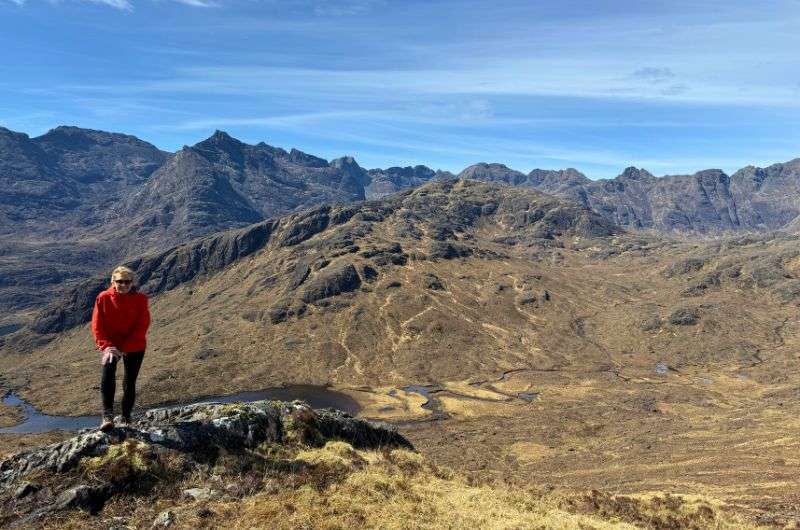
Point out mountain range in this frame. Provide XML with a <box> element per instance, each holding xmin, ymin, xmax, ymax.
<box><xmin>1</xmin><ymin>124</ymin><xmax>799</xmax><ymax>330</ymax></box>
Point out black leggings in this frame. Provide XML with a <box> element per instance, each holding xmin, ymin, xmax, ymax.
<box><xmin>100</xmin><ymin>351</ymin><xmax>145</xmax><ymax>418</ymax></box>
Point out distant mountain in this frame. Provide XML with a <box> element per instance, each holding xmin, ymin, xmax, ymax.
<box><xmin>365</xmin><ymin>165</ymin><xmax>453</xmax><ymax>199</ymax></box>
<box><xmin>0</xmin><ymin>126</ymin><xmax>169</xmax><ymax>316</ymax></box>
<box><xmin>0</xmin><ymin>125</ymin><xmax>168</xmax><ymax>237</ymax></box>
<box><xmin>458</xmin><ymin>159</ymin><xmax>800</xmax><ymax>234</ymax></box>
<box><xmin>103</xmin><ymin>131</ymin><xmax>373</xmax><ymax>250</ymax></box>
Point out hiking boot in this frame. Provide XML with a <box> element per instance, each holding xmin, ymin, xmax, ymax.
<box><xmin>99</xmin><ymin>417</ymin><xmax>114</xmax><ymax>432</ymax></box>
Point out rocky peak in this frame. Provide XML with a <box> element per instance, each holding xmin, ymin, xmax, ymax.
<box><xmin>35</xmin><ymin>126</ymin><xmax>156</xmax><ymax>152</ymax></box>
<box><xmin>191</xmin><ymin>130</ymin><xmax>246</xmax><ymax>165</ymax></box>
<box><xmin>527</xmin><ymin>168</ymin><xmax>590</xmax><ymax>188</ymax></box>
<box><xmin>694</xmin><ymin>169</ymin><xmax>729</xmax><ymax>186</ymax></box>
<box><xmin>288</xmin><ymin>148</ymin><xmax>328</xmax><ymax>167</ymax></box>
<box><xmin>617</xmin><ymin>167</ymin><xmax>655</xmax><ymax>181</ymax></box>
<box><xmin>364</xmin><ymin>165</ymin><xmax>439</xmax><ymax>199</ymax></box>
<box><xmin>458</xmin><ymin>163</ymin><xmax>528</xmax><ymax>185</ymax></box>
<box><xmin>0</xmin><ymin>126</ymin><xmax>30</xmax><ymax>141</ymax></box>
<box><xmin>330</xmin><ymin>156</ymin><xmax>370</xmax><ymax>188</ymax></box>
<box><xmin>329</xmin><ymin>155</ymin><xmax>358</xmax><ymax>170</ymax></box>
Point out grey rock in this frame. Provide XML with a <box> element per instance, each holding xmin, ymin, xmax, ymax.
<box><xmin>152</xmin><ymin>509</ymin><xmax>176</xmax><ymax>528</ymax></box>
<box><xmin>428</xmin><ymin>241</ymin><xmax>472</xmax><ymax>260</ymax></box>
<box><xmin>182</xmin><ymin>488</ymin><xmax>219</xmax><ymax>502</ymax></box>
<box><xmin>516</xmin><ymin>292</ymin><xmax>538</xmax><ymax>306</ymax></box>
<box><xmin>423</xmin><ymin>274</ymin><xmax>446</xmax><ymax>291</ymax></box>
<box><xmin>1</xmin><ymin>400</ymin><xmax>411</xmax><ymax>492</ymax></box>
<box><xmin>55</xmin><ymin>485</ymin><xmax>108</xmax><ymax>514</ymax></box>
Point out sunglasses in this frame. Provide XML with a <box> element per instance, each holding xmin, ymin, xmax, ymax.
<box><xmin>114</xmin><ymin>279</ymin><xmax>132</xmax><ymax>285</ymax></box>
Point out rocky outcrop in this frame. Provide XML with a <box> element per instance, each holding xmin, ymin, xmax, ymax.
<box><xmin>0</xmin><ymin>399</ymin><xmax>412</xmax><ymax>523</ymax></box>
<box><xmin>301</xmin><ymin>263</ymin><xmax>362</xmax><ymax>303</ymax></box>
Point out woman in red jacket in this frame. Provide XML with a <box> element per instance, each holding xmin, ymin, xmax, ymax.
<box><xmin>91</xmin><ymin>265</ymin><xmax>150</xmax><ymax>431</ymax></box>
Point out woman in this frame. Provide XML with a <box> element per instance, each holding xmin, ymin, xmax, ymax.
<box><xmin>91</xmin><ymin>265</ymin><xmax>150</xmax><ymax>431</ymax></box>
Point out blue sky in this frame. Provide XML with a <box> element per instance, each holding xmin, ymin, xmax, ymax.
<box><xmin>1</xmin><ymin>0</ymin><xmax>799</xmax><ymax>178</ymax></box>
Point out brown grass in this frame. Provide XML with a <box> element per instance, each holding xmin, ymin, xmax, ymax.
<box><xmin>41</xmin><ymin>443</ymin><xmax>759</xmax><ymax>530</ymax></box>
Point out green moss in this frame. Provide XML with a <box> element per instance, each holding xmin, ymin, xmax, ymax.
<box><xmin>82</xmin><ymin>440</ymin><xmax>159</xmax><ymax>482</ymax></box>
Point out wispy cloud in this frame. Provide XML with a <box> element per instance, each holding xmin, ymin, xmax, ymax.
<box><xmin>86</xmin><ymin>0</ymin><xmax>132</xmax><ymax>9</ymax></box>
<box><xmin>632</xmin><ymin>67</ymin><xmax>676</xmax><ymax>83</ymax></box>
<box><xmin>310</xmin><ymin>0</ymin><xmax>384</xmax><ymax>16</ymax></box>
<box><xmin>6</xmin><ymin>0</ymin><xmax>26</xmax><ymax>5</ymax></box>
<box><xmin>112</xmin><ymin>61</ymin><xmax>798</xmax><ymax>108</ymax></box>
<box><xmin>171</xmin><ymin>0</ymin><xmax>217</xmax><ymax>7</ymax></box>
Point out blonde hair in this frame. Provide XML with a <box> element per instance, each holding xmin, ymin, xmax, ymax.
<box><xmin>111</xmin><ymin>266</ymin><xmax>137</xmax><ymax>287</ymax></box>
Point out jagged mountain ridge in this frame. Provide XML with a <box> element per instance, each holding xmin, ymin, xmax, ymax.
<box><xmin>104</xmin><ymin>131</ymin><xmax>373</xmax><ymax>251</ymax></box>
<box><xmin>457</xmin><ymin>160</ymin><xmax>800</xmax><ymax>233</ymax></box>
<box><xmin>365</xmin><ymin>165</ymin><xmax>455</xmax><ymax>199</ymax></box>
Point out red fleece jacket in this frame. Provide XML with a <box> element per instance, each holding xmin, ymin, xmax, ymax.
<box><xmin>91</xmin><ymin>287</ymin><xmax>150</xmax><ymax>353</ymax></box>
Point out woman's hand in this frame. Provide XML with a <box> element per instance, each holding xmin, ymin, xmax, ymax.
<box><xmin>101</xmin><ymin>347</ymin><xmax>122</xmax><ymax>365</ymax></box>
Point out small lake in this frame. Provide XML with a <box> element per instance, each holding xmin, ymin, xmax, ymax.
<box><xmin>0</xmin><ymin>385</ymin><xmax>360</xmax><ymax>434</ymax></box>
